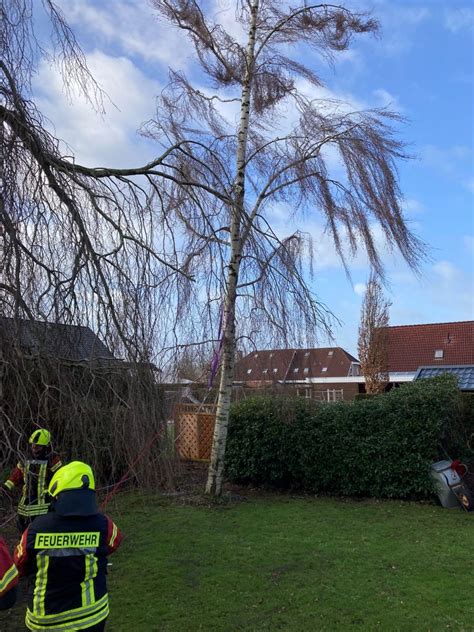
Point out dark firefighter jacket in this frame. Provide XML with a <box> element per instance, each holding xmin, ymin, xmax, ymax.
<box><xmin>0</xmin><ymin>537</ymin><xmax>18</xmax><ymax>610</ymax></box>
<box><xmin>4</xmin><ymin>453</ymin><xmax>62</xmax><ymax>518</ymax></box>
<box><xmin>14</xmin><ymin>503</ymin><xmax>122</xmax><ymax>630</ymax></box>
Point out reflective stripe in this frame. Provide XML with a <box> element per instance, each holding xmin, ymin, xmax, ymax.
<box><xmin>26</xmin><ymin>593</ymin><xmax>109</xmax><ymax>628</ymax></box>
<box><xmin>81</xmin><ymin>553</ymin><xmax>97</xmax><ymax>606</ymax></box>
<box><xmin>16</xmin><ymin>530</ymin><xmax>27</xmax><ymax>560</ymax></box>
<box><xmin>0</xmin><ymin>563</ymin><xmax>18</xmax><ymax>592</ymax></box>
<box><xmin>44</xmin><ymin>548</ymin><xmax>96</xmax><ymax>558</ymax></box>
<box><xmin>27</xmin><ymin>593</ymin><xmax>108</xmax><ymax>624</ymax></box>
<box><xmin>18</xmin><ymin>461</ymin><xmax>50</xmax><ymax>517</ymax></box>
<box><xmin>26</xmin><ymin>602</ymin><xmax>109</xmax><ymax>630</ymax></box>
<box><xmin>109</xmin><ymin>522</ymin><xmax>118</xmax><ymax>547</ymax></box>
<box><xmin>18</xmin><ymin>504</ymin><xmax>50</xmax><ymax>517</ymax></box>
<box><xmin>19</xmin><ymin>464</ymin><xmax>27</xmax><ymax>509</ymax></box>
<box><xmin>32</xmin><ymin>553</ymin><xmax>49</xmax><ymax>616</ymax></box>
<box><xmin>37</xmin><ymin>463</ymin><xmax>47</xmax><ymax>508</ymax></box>
<box><xmin>4</xmin><ymin>480</ymin><xmax>15</xmax><ymax>491</ymax></box>
<box><xmin>51</xmin><ymin>461</ymin><xmax>62</xmax><ymax>473</ymax></box>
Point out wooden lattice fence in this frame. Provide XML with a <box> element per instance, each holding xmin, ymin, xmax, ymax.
<box><xmin>174</xmin><ymin>403</ymin><xmax>216</xmax><ymax>461</ymax></box>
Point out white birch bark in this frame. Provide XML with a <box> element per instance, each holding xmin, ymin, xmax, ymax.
<box><xmin>205</xmin><ymin>0</ymin><xmax>260</xmax><ymax>496</ymax></box>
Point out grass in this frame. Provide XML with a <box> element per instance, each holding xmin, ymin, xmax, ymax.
<box><xmin>2</xmin><ymin>492</ymin><xmax>473</xmax><ymax>631</ymax></box>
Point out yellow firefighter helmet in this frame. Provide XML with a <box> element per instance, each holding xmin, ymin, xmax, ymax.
<box><xmin>29</xmin><ymin>428</ymin><xmax>51</xmax><ymax>446</ymax></box>
<box><xmin>48</xmin><ymin>461</ymin><xmax>96</xmax><ymax>498</ymax></box>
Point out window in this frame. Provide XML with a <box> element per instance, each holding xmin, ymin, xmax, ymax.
<box><xmin>269</xmin><ymin>353</ymin><xmax>273</xmax><ymax>358</ymax></box>
<box><xmin>273</xmin><ymin>368</ymin><xmax>278</xmax><ymax>373</ymax></box>
<box><xmin>293</xmin><ymin>367</ymin><xmax>299</xmax><ymax>373</ymax></box>
<box><xmin>328</xmin><ymin>350</ymin><xmax>334</xmax><ymax>356</ymax></box>
<box><xmin>247</xmin><ymin>369</ymin><xmax>252</xmax><ymax>374</ymax></box>
<box><xmin>304</xmin><ymin>351</ymin><xmax>310</xmax><ymax>357</ymax></box>
<box><xmin>304</xmin><ymin>367</ymin><xmax>309</xmax><ymax>374</ymax></box>
<box><xmin>434</xmin><ymin>349</ymin><xmax>444</xmax><ymax>359</ymax></box>
<box><xmin>348</xmin><ymin>363</ymin><xmax>360</xmax><ymax>377</ymax></box>
<box><xmin>314</xmin><ymin>389</ymin><xmax>344</xmax><ymax>402</ymax></box>
<box><xmin>262</xmin><ymin>368</ymin><xmax>268</xmax><ymax>374</ymax></box>
<box><xmin>254</xmin><ymin>353</ymin><xmax>259</xmax><ymax>359</ymax></box>
<box><xmin>297</xmin><ymin>388</ymin><xmax>312</xmax><ymax>398</ymax></box>
<box><xmin>321</xmin><ymin>367</ymin><xmax>327</xmax><ymax>372</ymax></box>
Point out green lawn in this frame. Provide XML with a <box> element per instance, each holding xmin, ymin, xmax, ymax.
<box><xmin>2</xmin><ymin>493</ymin><xmax>473</xmax><ymax>631</ymax></box>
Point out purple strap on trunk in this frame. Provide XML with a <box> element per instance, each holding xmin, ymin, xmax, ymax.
<box><xmin>208</xmin><ymin>305</ymin><xmax>225</xmax><ymax>389</ymax></box>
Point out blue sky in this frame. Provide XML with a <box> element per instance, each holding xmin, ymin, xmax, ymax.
<box><xmin>35</xmin><ymin>0</ymin><xmax>473</xmax><ymax>356</ymax></box>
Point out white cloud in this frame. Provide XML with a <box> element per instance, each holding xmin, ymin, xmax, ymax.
<box><xmin>376</xmin><ymin>5</ymin><xmax>431</xmax><ymax>56</ymax></box>
<box><xmin>59</xmin><ymin>0</ymin><xmax>190</xmax><ymax>68</ymax></box>
<box><xmin>212</xmin><ymin>0</ymin><xmax>247</xmax><ymax>43</ymax></box>
<box><xmin>402</xmin><ymin>198</ymin><xmax>425</xmax><ymax>217</ymax></box>
<box><xmin>334</xmin><ymin>48</ymin><xmax>364</xmax><ymax>68</ymax></box>
<box><xmin>393</xmin><ymin>7</ymin><xmax>430</xmax><ymax>26</ymax></box>
<box><xmin>34</xmin><ymin>51</ymin><xmax>159</xmax><ymax>168</ymax></box>
<box><xmin>420</xmin><ymin>144</ymin><xmax>472</xmax><ymax>177</ymax></box>
<box><xmin>354</xmin><ymin>283</ymin><xmax>366</xmax><ymax>296</ymax></box>
<box><xmin>389</xmin><ymin>261</ymin><xmax>473</xmax><ymax>326</ymax></box>
<box><xmin>373</xmin><ymin>88</ymin><xmax>403</xmax><ymax>112</ymax></box>
<box><xmin>433</xmin><ymin>260</ymin><xmax>459</xmax><ymax>282</ymax></box>
<box><xmin>296</xmin><ymin>80</ymin><xmax>368</xmax><ymax>113</ymax></box>
<box><xmin>444</xmin><ymin>8</ymin><xmax>474</xmax><ymax>33</ymax></box>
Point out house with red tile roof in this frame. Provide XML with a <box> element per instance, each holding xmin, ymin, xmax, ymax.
<box><xmin>234</xmin><ymin>347</ymin><xmax>363</xmax><ymax>401</ymax></box>
<box><xmin>384</xmin><ymin>321</ymin><xmax>474</xmax><ymax>388</ymax></box>
<box><xmin>234</xmin><ymin>321</ymin><xmax>474</xmax><ymax>399</ymax></box>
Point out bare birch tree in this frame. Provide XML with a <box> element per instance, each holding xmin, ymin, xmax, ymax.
<box><xmin>357</xmin><ymin>273</ymin><xmax>391</xmax><ymax>394</ymax></box>
<box><xmin>148</xmin><ymin>1</ymin><xmax>426</xmax><ymax>495</ymax></box>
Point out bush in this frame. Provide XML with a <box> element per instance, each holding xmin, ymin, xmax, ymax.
<box><xmin>455</xmin><ymin>393</ymin><xmax>474</xmax><ymax>472</ymax></box>
<box><xmin>459</xmin><ymin>393</ymin><xmax>474</xmax><ymax>454</ymax></box>
<box><xmin>226</xmin><ymin>375</ymin><xmax>463</xmax><ymax>499</ymax></box>
<box><xmin>225</xmin><ymin>396</ymin><xmax>314</xmax><ymax>487</ymax></box>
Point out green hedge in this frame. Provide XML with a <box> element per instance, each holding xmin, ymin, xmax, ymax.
<box><xmin>226</xmin><ymin>375</ymin><xmax>465</xmax><ymax>499</ymax></box>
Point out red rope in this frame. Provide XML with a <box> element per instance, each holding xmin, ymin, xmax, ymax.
<box><xmin>100</xmin><ymin>427</ymin><xmax>164</xmax><ymax>509</ymax></box>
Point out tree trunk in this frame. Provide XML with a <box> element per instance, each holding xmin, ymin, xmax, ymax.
<box><xmin>205</xmin><ymin>0</ymin><xmax>259</xmax><ymax>496</ymax></box>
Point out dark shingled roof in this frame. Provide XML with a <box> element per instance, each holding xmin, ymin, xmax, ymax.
<box><xmin>234</xmin><ymin>347</ymin><xmax>359</xmax><ymax>383</ymax></box>
<box><xmin>414</xmin><ymin>365</ymin><xmax>474</xmax><ymax>391</ymax></box>
<box><xmin>0</xmin><ymin>318</ymin><xmax>115</xmax><ymax>362</ymax></box>
<box><xmin>385</xmin><ymin>321</ymin><xmax>474</xmax><ymax>372</ymax></box>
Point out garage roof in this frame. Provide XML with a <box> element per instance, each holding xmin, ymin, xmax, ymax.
<box><xmin>414</xmin><ymin>365</ymin><xmax>474</xmax><ymax>391</ymax></box>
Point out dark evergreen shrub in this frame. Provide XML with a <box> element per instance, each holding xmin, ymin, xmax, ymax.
<box><xmin>225</xmin><ymin>396</ymin><xmax>314</xmax><ymax>486</ymax></box>
<box><xmin>226</xmin><ymin>375</ymin><xmax>463</xmax><ymax>499</ymax></box>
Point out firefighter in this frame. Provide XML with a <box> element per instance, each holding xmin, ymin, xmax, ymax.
<box><xmin>14</xmin><ymin>461</ymin><xmax>122</xmax><ymax>631</ymax></box>
<box><xmin>2</xmin><ymin>428</ymin><xmax>62</xmax><ymax>532</ymax></box>
<box><xmin>0</xmin><ymin>536</ymin><xmax>18</xmax><ymax>610</ymax></box>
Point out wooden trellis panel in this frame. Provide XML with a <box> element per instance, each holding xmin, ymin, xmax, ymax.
<box><xmin>174</xmin><ymin>404</ymin><xmax>216</xmax><ymax>461</ymax></box>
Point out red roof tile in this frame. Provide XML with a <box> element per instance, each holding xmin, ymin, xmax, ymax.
<box><xmin>385</xmin><ymin>321</ymin><xmax>474</xmax><ymax>372</ymax></box>
<box><xmin>234</xmin><ymin>347</ymin><xmax>358</xmax><ymax>382</ymax></box>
